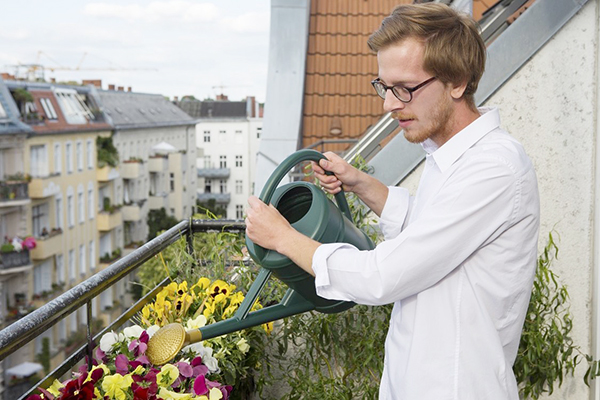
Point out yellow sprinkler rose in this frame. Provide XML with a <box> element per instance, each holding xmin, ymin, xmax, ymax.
<box><xmin>158</xmin><ymin>387</ymin><xmax>193</xmax><ymax>399</ymax></box>
<box><xmin>47</xmin><ymin>379</ymin><xmax>64</xmax><ymax>397</ymax></box>
<box><xmin>157</xmin><ymin>364</ymin><xmax>179</xmax><ymax>387</ymax></box>
<box><xmin>102</xmin><ymin>373</ymin><xmax>133</xmax><ymax>400</ymax></box>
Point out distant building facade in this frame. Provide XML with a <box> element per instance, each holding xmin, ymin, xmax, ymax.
<box><xmin>178</xmin><ymin>96</ymin><xmax>262</xmax><ymax>219</ymax></box>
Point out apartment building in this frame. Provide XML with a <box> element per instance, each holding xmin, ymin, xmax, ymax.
<box><xmin>178</xmin><ymin>96</ymin><xmax>262</xmax><ymax>219</ymax></box>
<box><xmin>95</xmin><ymin>87</ymin><xmax>197</xmax><ymax>245</ymax></box>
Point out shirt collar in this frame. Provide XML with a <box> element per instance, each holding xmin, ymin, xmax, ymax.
<box><xmin>421</xmin><ymin>107</ymin><xmax>501</xmax><ymax>173</ymax></box>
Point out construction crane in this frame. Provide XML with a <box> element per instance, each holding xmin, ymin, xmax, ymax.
<box><xmin>6</xmin><ymin>51</ymin><xmax>157</xmax><ymax>82</ymax></box>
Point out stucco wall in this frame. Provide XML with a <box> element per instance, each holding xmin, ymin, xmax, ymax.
<box><xmin>483</xmin><ymin>2</ymin><xmax>597</xmax><ymax>398</ymax></box>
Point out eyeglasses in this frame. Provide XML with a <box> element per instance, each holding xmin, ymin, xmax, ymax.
<box><xmin>371</xmin><ymin>77</ymin><xmax>437</xmax><ymax>103</ymax></box>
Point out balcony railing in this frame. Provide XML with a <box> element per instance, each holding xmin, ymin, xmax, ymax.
<box><xmin>96</xmin><ymin>166</ymin><xmax>120</xmax><ymax>182</ymax></box>
<box><xmin>0</xmin><ymin>181</ymin><xmax>29</xmax><ymax>204</ymax></box>
<box><xmin>197</xmin><ymin>168</ymin><xmax>230</xmax><ymax>179</ymax></box>
<box><xmin>0</xmin><ymin>250</ymin><xmax>32</xmax><ymax>270</ymax></box>
<box><xmin>30</xmin><ymin>231</ymin><xmax>63</xmax><ymax>260</ymax></box>
<box><xmin>97</xmin><ymin>209</ymin><xmax>123</xmax><ymax>231</ymax></box>
<box><xmin>0</xmin><ymin>219</ymin><xmax>246</xmax><ymax>400</ymax></box>
<box><xmin>197</xmin><ymin>192</ymin><xmax>231</xmax><ymax>204</ymax></box>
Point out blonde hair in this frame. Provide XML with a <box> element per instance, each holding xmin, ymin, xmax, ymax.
<box><xmin>368</xmin><ymin>3</ymin><xmax>485</xmax><ymax>110</ymax></box>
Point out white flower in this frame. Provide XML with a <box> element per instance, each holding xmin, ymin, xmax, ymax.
<box><xmin>236</xmin><ymin>338</ymin><xmax>250</xmax><ymax>354</ymax></box>
<box><xmin>99</xmin><ymin>331</ymin><xmax>121</xmax><ymax>353</ymax></box>
<box><xmin>146</xmin><ymin>325</ymin><xmax>160</xmax><ymax>338</ymax></box>
<box><xmin>122</xmin><ymin>325</ymin><xmax>144</xmax><ymax>341</ymax></box>
<box><xmin>182</xmin><ymin>342</ymin><xmax>220</xmax><ymax>373</ymax></box>
<box><xmin>11</xmin><ymin>238</ymin><xmax>22</xmax><ymax>252</ymax></box>
<box><xmin>185</xmin><ymin>315</ymin><xmax>207</xmax><ymax>330</ymax></box>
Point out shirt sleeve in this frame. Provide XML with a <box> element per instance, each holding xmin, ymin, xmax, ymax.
<box><xmin>379</xmin><ymin>186</ymin><xmax>412</xmax><ymax>240</ymax></box>
<box><xmin>311</xmin><ymin>154</ymin><xmax>521</xmax><ymax>306</ymax></box>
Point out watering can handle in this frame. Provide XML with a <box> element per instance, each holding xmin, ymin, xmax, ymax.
<box><xmin>258</xmin><ymin>149</ymin><xmax>353</xmax><ymax>220</ymax></box>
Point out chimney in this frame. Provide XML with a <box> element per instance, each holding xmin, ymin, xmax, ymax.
<box><xmin>82</xmin><ymin>79</ymin><xmax>102</xmax><ymax>88</ymax></box>
<box><xmin>117</xmin><ymin>86</ymin><xmax>124</xmax><ymax>91</ymax></box>
<box><xmin>50</xmin><ymin>77</ymin><xmax>56</xmax><ymax>83</ymax></box>
<box><xmin>1</xmin><ymin>72</ymin><xmax>16</xmax><ymax>80</ymax></box>
<box><xmin>246</xmin><ymin>96</ymin><xmax>256</xmax><ymax>118</ymax></box>
<box><xmin>216</xmin><ymin>94</ymin><xmax>228</xmax><ymax>101</ymax></box>
<box><xmin>108</xmin><ymin>84</ymin><xmax>115</xmax><ymax>90</ymax></box>
<box><xmin>127</xmin><ymin>87</ymin><xmax>132</xmax><ymax>92</ymax></box>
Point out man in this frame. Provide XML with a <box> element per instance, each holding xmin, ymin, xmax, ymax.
<box><xmin>246</xmin><ymin>3</ymin><xmax>539</xmax><ymax>399</ymax></box>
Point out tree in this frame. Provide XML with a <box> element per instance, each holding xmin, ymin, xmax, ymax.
<box><xmin>147</xmin><ymin>208</ymin><xmax>179</xmax><ymax>241</ymax></box>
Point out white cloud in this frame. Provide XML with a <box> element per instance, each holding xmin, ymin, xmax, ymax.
<box><xmin>84</xmin><ymin>1</ymin><xmax>219</xmax><ymax>23</ymax></box>
<box><xmin>221</xmin><ymin>11</ymin><xmax>270</xmax><ymax>33</ymax></box>
<box><xmin>0</xmin><ymin>28</ymin><xmax>31</xmax><ymax>40</ymax></box>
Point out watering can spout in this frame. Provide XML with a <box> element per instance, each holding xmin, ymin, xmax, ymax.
<box><xmin>146</xmin><ymin>149</ymin><xmax>375</xmax><ymax>365</ymax></box>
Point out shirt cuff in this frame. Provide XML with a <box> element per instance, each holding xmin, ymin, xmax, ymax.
<box><xmin>379</xmin><ymin>186</ymin><xmax>411</xmax><ymax>240</ymax></box>
<box><xmin>312</xmin><ymin>243</ymin><xmax>357</xmax><ymax>301</ymax></box>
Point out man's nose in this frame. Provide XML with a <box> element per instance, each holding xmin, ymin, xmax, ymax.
<box><xmin>383</xmin><ymin>90</ymin><xmax>405</xmax><ymax>113</ymax></box>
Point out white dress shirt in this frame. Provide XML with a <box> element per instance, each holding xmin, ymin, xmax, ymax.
<box><xmin>312</xmin><ymin>108</ymin><xmax>540</xmax><ymax>400</ymax></box>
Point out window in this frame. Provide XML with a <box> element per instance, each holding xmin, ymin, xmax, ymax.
<box><xmin>203</xmin><ymin>130</ymin><xmax>211</xmax><ymax>143</ymax></box>
<box><xmin>67</xmin><ymin>187</ymin><xmax>75</xmax><ymax>227</ymax></box>
<box><xmin>257</xmin><ymin>127</ymin><xmax>262</xmax><ymax>138</ymax></box>
<box><xmin>236</xmin><ymin>204</ymin><xmax>244</xmax><ymax>219</ymax></box>
<box><xmin>100</xmin><ymin>287</ymin><xmax>113</xmax><ymax>310</ymax></box>
<box><xmin>56</xmin><ymin>254</ymin><xmax>65</xmax><ymax>284</ymax></box>
<box><xmin>88</xmin><ymin>183</ymin><xmax>94</xmax><ymax>219</ymax></box>
<box><xmin>235</xmin><ymin>155</ymin><xmax>243</xmax><ymax>168</ymax></box>
<box><xmin>169</xmin><ymin>173</ymin><xmax>175</xmax><ymax>192</ymax></box>
<box><xmin>78</xmin><ymin>305</ymin><xmax>87</xmax><ymax>326</ymax></box>
<box><xmin>78</xmin><ymin>186</ymin><xmax>85</xmax><ymax>223</ymax></box>
<box><xmin>219</xmin><ymin>155</ymin><xmax>227</xmax><ymax>168</ymax></box>
<box><xmin>54</xmin><ymin>88</ymin><xmax>94</xmax><ymax>124</ymax></box>
<box><xmin>219</xmin><ymin>180</ymin><xmax>227</xmax><ymax>193</ymax></box>
<box><xmin>91</xmin><ymin>297</ymin><xmax>98</xmax><ymax>319</ymax></box>
<box><xmin>66</xmin><ymin>142</ymin><xmax>73</xmax><ymax>173</ymax></box>
<box><xmin>79</xmin><ymin>244</ymin><xmax>86</xmax><ymax>277</ymax></box>
<box><xmin>54</xmin><ymin>143</ymin><xmax>62</xmax><ymax>174</ymax></box>
<box><xmin>70</xmin><ymin>313</ymin><xmax>77</xmax><ymax>333</ymax></box>
<box><xmin>32</xmin><ymin>204</ymin><xmax>48</xmax><ymax>237</ymax></box>
<box><xmin>58</xmin><ymin>320</ymin><xmax>67</xmax><ymax>342</ymax></box>
<box><xmin>69</xmin><ymin>249</ymin><xmax>75</xmax><ymax>283</ymax></box>
<box><xmin>205</xmin><ymin>179</ymin><xmax>212</xmax><ymax>193</ymax></box>
<box><xmin>0</xmin><ymin>101</ymin><xmax>6</xmax><ymax>120</ymax></box>
<box><xmin>34</xmin><ymin>260</ymin><xmax>52</xmax><ymax>295</ymax></box>
<box><xmin>89</xmin><ymin>240</ymin><xmax>96</xmax><ymax>272</ymax></box>
<box><xmin>235</xmin><ymin>180</ymin><xmax>243</xmax><ymax>194</ymax></box>
<box><xmin>55</xmin><ymin>195</ymin><xmax>63</xmax><ymax>229</ymax></box>
<box><xmin>76</xmin><ymin>141</ymin><xmax>83</xmax><ymax>171</ymax></box>
<box><xmin>87</xmin><ymin>140</ymin><xmax>94</xmax><ymax>169</ymax></box>
<box><xmin>30</xmin><ymin>144</ymin><xmax>48</xmax><ymax>177</ymax></box>
<box><xmin>204</xmin><ymin>155</ymin><xmax>211</xmax><ymax>169</ymax></box>
<box><xmin>40</xmin><ymin>98</ymin><xmax>57</xmax><ymax>120</ymax></box>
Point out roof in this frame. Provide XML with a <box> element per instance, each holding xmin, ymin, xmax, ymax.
<box><xmin>3</xmin><ymin>80</ymin><xmax>111</xmax><ymax>134</ymax></box>
<box><xmin>301</xmin><ymin>0</ymin><xmax>412</xmax><ymax>152</ymax></box>
<box><xmin>96</xmin><ymin>90</ymin><xmax>195</xmax><ymax>130</ymax></box>
<box><xmin>0</xmin><ymin>77</ymin><xmax>33</xmax><ymax>135</ymax></box>
<box><xmin>177</xmin><ymin>99</ymin><xmax>248</xmax><ymax>119</ymax></box>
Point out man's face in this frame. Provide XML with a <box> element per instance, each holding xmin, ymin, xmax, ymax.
<box><xmin>377</xmin><ymin>38</ymin><xmax>455</xmax><ymax>146</ymax></box>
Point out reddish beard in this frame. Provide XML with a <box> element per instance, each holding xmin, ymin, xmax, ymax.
<box><xmin>394</xmin><ymin>95</ymin><xmax>454</xmax><ymax>144</ymax></box>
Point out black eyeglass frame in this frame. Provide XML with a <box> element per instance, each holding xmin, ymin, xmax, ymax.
<box><xmin>371</xmin><ymin>76</ymin><xmax>437</xmax><ymax>103</ymax></box>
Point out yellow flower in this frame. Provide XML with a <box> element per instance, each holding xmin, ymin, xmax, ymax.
<box><xmin>101</xmin><ymin>373</ymin><xmax>133</xmax><ymax>400</ymax></box>
<box><xmin>236</xmin><ymin>337</ymin><xmax>250</xmax><ymax>354</ymax></box>
<box><xmin>229</xmin><ymin>292</ymin><xmax>244</xmax><ymax>306</ymax></box>
<box><xmin>94</xmin><ymin>387</ymin><xmax>102</xmax><ymax>399</ymax></box>
<box><xmin>176</xmin><ymin>281</ymin><xmax>188</xmax><ymax>296</ymax></box>
<box><xmin>164</xmin><ymin>282</ymin><xmax>178</xmax><ymax>297</ymax></box>
<box><xmin>193</xmin><ymin>277</ymin><xmax>210</xmax><ymax>291</ymax></box>
<box><xmin>132</xmin><ymin>365</ymin><xmax>145</xmax><ymax>375</ymax></box>
<box><xmin>186</xmin><ymin>314</ymin><xmax>207</xmax><ymax>330</ymax></box>
<box><xmin>157</xmin><ymin>364</ymin><xmax>179</xmax><ymax>387</ymax></box>
<box><xmin>203</xmin><ymin>301</ymin><xmax>216</xmax><ymax>319</ymax></box>
<box><xmin>209</xmin><ymin>387</ymin><xmax>223</xmax><ymax>400</ymax></box>
<box><xmin>84</xmin><ymin>364</ymin><xmax>110</xmax><ymax>383</ymax></box>
<box><xmin>47</xmin><ymin>379</ymin><xmax>64</xmax><ymax>397</ymax></box>
<box><xmin>222</xmin><ymin>305</ymin><xmax>237</xmax><ymax>318</ymax></box>
<box><xmin>142</xmin><ymin>305</ymin><xmax>151</xmax><ymax>320</ymax></box>
<box><xmin>263</xmin><ymin>321</ymin><xmax>274</xmax><ymax>335</ymax></box>
<box><xmin>208</xmin><ymin>280</ymin><xmax>231</xmax><ymax>298</ymax></box>
<box><xmin>158</xmin><ymin>387</ymin><xmax>193</xmax><ymax>399</ymax></box>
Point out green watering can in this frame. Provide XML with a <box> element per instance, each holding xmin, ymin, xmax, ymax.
<box><xmin>146</xmin><ymin>149</ymin><xmax>375</xmax><ymax>365</ymax></box>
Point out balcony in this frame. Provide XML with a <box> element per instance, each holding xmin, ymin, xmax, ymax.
<box><xmin>122</xmin><ymin>200</ymin><xmax>148</xmax><ymax>222</ymax></box>
<box><xmin>148</xmin><ymin>192</ymin><xmax>168</xmax><ymax>210</ymax></box>
<box><xmin>30</xmin><ymin>230</ymin><xmax>63</xmax><ymax>260</ymax></box>
<box><xmin>29</xmin><ymin>175</ymin><xmax>61</xmax><ymax>199</ymax></box>
<box><xmin>121</xmin><ymin>161</ymin><xmax>144</xmax><ymax>180</ymax></box>
<box><xmin>97</xmin><ymin>210</ymin><xmax>122</xmax><ymax>231</ymax></box>
<box><xmin>0</xmin><ymin>250</ymin><xmax>32</xmax><ymax>273</ymax></box>
<box><xmin>197</xmin><ymin>192</ymin><xmax>231</xmax><ymax>204</ymax></box>
<box><xmin>197</xmin><ymin>168</ymin><xmax>230</xmax><ymax>179</ymax></box>
<box><xmin>0</xmin><ymin>181</ymin><xmax>30</xmax><ymax>207</ymax></box>
<box><xmin>148</xmin><ymin>156</ymin><xmax>168</xmax><ymax>172</ymax></box>
<box><xmin>96</xmin><ymin>166</ymin><xmax>120</xmax><ymax>182</ymax></box>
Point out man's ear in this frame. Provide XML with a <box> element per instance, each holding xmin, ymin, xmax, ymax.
<box><xmin>450</xmin><ymin>81</ymin><xmax>468</xmax><ymax>100</ymax></box>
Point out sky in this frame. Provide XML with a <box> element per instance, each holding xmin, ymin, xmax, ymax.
<box><xmin>0</xmin><ymin>0</ymin><xmax>271</xmax><ymax>103</ymax></box>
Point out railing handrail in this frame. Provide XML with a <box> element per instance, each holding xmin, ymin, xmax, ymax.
<box><xmin>0</xmin><ymin>219</ymin><xmax>246</xmax><ymax>362</ymax></box>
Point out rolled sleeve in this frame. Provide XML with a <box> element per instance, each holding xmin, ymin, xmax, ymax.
<box><xmin>312</xmin><ymin>243</ymin><xmax>357</xmax><ymax>301</ymax></box>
